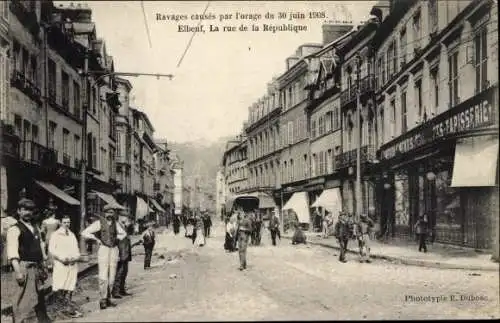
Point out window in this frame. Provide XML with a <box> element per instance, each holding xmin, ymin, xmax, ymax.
<box><xmin>448</xmin><ymin>51</ymin><xmax>459</xmax><ymax>107</ymax></box>
<box><xmin>318</xmin><ymin>116</ymin><xmax>324</xmax><ymax>136</ymax></box>
<box><xmin>326</xmin><ymin>111</ymin><xmax>333</xmax><ymax>132</ymax></box>
<box><xmin>23</xmin><ymin>120</ymin><xmax>31</xmax><ymax>142</ymax></box>
<box><xmin>392</xmin><ymin>41</ymin><xmax>398</xmax><ymax>74</ymax></box>
<box><xmin>303</xmin><ymin>154</ymin><xmax>308</xmax><ymax>178</ymax></box>
<box><xmin>430</xmin><ymin>67</ymin><xmax>439</xmax><ymax>114</ymax></box>
<box><xmin>109</xmin><ymin>146</ymin><xmax>115</xmax><ymax>180</ymax></box>
<box><xmin>429</xmin><ymin>0</ymin><xmax>438</xmax><ymax>32</ymax></box>
<box><xmin>22</xmin><ymin>48</ymin><xmax>28</xmax><ymax>76</ymax></box>
<box><xmin>401</xmin><ymin>90</ymin><xmax>408</xmax><ymax>133</ymax></box>
<box><xmin>387</xmin><ymin>42</ymin><xmax>395</xmax><ymax>77</ymax></box>
<box><xmin>474</xmin><ymin>28</ymin><xmax>488</xmax><ymax>93</ymax></box>
<box><xmin>62</xmin><ymin>129</ymin><xmax>69</xmax><ymax>154</ymax></box>
<box><xmin>333</xmin><ymin>106</ymin><xmax>340</xmax><ymax>130</ymax></box>
<box><xmin>48</xmin><ymin>121</ymin><xmax>56</xmax><ymax>149</ymax></box>
<box><xmin>74</xmin><ymin>135</ymin><xmax>81</xmax><ymax>165</ymax></box>
<box><xmin>327</xmin><ymin>149</ymin><xmax>333</xmax><ymax>174</ymax></box>
<box><xmin>48</xmin><ymin>59</ymin><xmax>56</xmax><ymax>100</ymax></box>
<box><xmin>14</xmin><ymin>115</ymin><xmax>22</xmax><ymax>137</ymax></box>
<box><xmin>31</xmin><ymin>125</ymin><xmax>38</xmax><ymax>143</ymax></box>
<box><xmin>376</xmin><ymin>57</ymin><xmax>383</xmax><ymax>89</ymax></box>
<box><xmin>2</xmin><ymin>0</ymin><xmax>9</xmax><ymax>19</ymax></box>
<box><xmin>400</xmin><ymin>27</ymin><xmax>407</xmax><ymax>66</ymax></box>
<box><xmin>62</xmin><ymin>71</ymin><xmax>69</xmax><ymax>110</ymax></box>
<box><xmin>413</xmin><ymin>10</ymin><xmax>422</xmax><ymax>50</ymax></box>
<box><xmin>73</xmin><ymin>81</ymin><xmax>81</xmax><ymax>119</ymax></box>
<box><xmin>311</xmin><ymin>119</ymin><xmax>316</xmax><ymax>138</ymax></box>
<box><xmin>12</xmin><ymin>41</ymin><xmax>20</xmax><ymax>71</ymax></box>
<box><xmin>414</xmin><ymin>79</ymin><xmax>423</xmax><ymax>119</ymax></box>
<box><xmin>92</xmin><ymin>136</ymin><xmax>97</xmax><ymax>168</ymax></box>
<box><xmin>390</xmin><ymin>98</ymin><xmax>396</xmax><ymax>137</ymax></box>
<box><xmin>101</xmin><ymin>147</ymin><xmax>106</xmax><ymax>173</ymax></box>
<box><xmin>30</xmin><ymin>56</ymin><xmax>37</xmax><ymax>84</ymax></box>
<box><xmin>287</xmin><ymin>121</ymin><xmax>293</xmax><ymax>145</ymax></box>
<box><xmin>92</xmin><ymin>87</ymin><xmax>97</xmax><ymax>114</ymax></box>
<box><xmin>379</xmin><ymin>108</ymin><xmax>385</xmax><ymax>143</ymax></box>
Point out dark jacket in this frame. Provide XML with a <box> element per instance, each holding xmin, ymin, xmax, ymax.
<box><xmin>143</xmin><ymin>229</ymin><xmax>155</xmax><ymax>247</ymax></box>
<box><xmin>118</xmin><ymin>236</ymin><xmax>132</xmax><ymax>262</ymax></box>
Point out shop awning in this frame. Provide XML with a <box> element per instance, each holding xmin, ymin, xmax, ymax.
<box><xmin>93</xmin><ymin>191</ymin><xmax>126</xmax><ymax>210</ymax></box>
<box><xmin>282</xmin><ymin>192</ymin><xmax>310</xmax><ymax>223</ymax></box>
<box><xmin>149</xmin><ymin>198</ymin><xmax>166</xmax><ymax>213</ymax></box>
<box><xmin>35</xmin><ymin>181</ymin><xmax>80</xmax><ymax>206</ymax></box>
<box><xmin>249</xmin><ymin>192</ymin><xmax>275</xmax><ymax>209</ymax></box>
<box><xmin>311</xmin><ymin>188</ymin><xmax>342</xmax><ymax>215</ymax></box>
<box><xmin>451</xmin><ymin>136</ymin><xmax>498</xmax><ymax>187</ymax></box>
<box><xmin>135</xmin><ymin>197</ymin><xmax>149</xmax><ymax>220</ymax></box>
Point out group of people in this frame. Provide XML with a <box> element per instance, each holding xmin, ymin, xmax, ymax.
<box><xmin>333</xmin><ymin>212</ymin><xmax>375</xmax><ymax>263</ymax></box>
<box><xmin>172</xmin><ymin>211</ymin><xmax>212</xmax><ymax>248</ymax></box>
<box><xmin>2</xmin><ymin>196</ymin><xmax>160</xmax><ymax>323</ymax></box>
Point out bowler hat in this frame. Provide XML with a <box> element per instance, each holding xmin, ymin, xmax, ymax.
<box><xmin>18</xmin><ymin>198</ymin><xmax>35</xmax><ymax>210</ymax></box>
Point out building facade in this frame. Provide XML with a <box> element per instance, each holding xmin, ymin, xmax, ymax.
<box><xmin>171</xmin><ymin>153</ymin><xmax>183</xmax><ymax>216</ymax></box>
<box><xmin>222</xmin><ymin>135</ymin><xmax>248</xmax><ymax>196</ymax></box>
<box><xmin>372</xmin><ymin>0</ymin><xmax>498</xmax><ymax>257</ymax></box>
<box><xmin>215</xmin><ymin>169</ymin><xmax>225</xmax><ymax>220</ymax></box>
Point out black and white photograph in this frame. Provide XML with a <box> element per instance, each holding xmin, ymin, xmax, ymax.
<box><xmin>0</xmin><ymin>0</ymin><xmax>499</xmax><ymax>321</ymax></box>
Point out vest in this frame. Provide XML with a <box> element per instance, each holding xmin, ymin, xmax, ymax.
<box><xmin>16</xmin><ymin>222</ymin><xmax>43</xmax><ymax>262</ymax></box>
<box><xmin>238</xmin><ymin>217</ymin><xmax>252</xmax><ymax>232</ymax></box>
<box><xmin>96</xmin><ymin>217</ymin><xmax>118</xmax><ymax>248</ymax></box>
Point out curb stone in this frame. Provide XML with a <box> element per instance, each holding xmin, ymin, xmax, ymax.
<box><xmin>1</xmin><ymin>262</ymin><xmax>98</xmax><ymax>317</ymax></box>
<box><xmin>282</xmin><ymin>236</ymin><xmax>499</xmax><ymax>272</ymax></box>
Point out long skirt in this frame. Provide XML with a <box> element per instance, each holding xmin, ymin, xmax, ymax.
<box><xmin>194</xmin><ymin>228</ymin><xmax>205</xmax><ymax>246</ymax></box>
<box><xmin>224</xmin><ymin>232</ymin><xmax>235</xmax><ymax>251</ymax></box>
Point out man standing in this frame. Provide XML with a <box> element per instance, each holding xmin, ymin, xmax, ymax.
<box><xmin>112</xmin><ymin>212</ymin><xmax>141</xmax><ymax>298</ymax></box>
<box><xmin>203</xmin><ymin>212</ymin><xmax>212</xmax><ymax>238</ymax></box>
<box><xmin>268</xmin><ymin>212</ymin><xmax>280</xmax><ymax>246</ymax></box>
<box><xmin>6</xmin><ymin>198</ymin><xmax>50</xmax><ymax>323</ymax></box>
<box><xmin>334</xmin><ymin>212</ymin><xmax>350</xmax><ymax>263</ymax></box>
<box><xmin>48</xmin><ymin>215</ymin><xmax>82</xmax><ymax>318</ymax></box>
<box><xmin>40</xmin><ymin>200</ymin><xmax>60</xmax><ymax>270</ymax></box>
<box><xmin>357</xmin><ymin>213</ymin><xmax>374</xmax><ymax>263</ymax></box>
<box><xmin>142</xmin><ymin>221</ymin><xmax>156</xmax><ymax>269</ymax></box>
<box><xmin>81</xmin><ymin>205</ymin><xmax>126</xmax><ymax>310</ymax></box>
<box><xmin>414</xmin><ymin>214</ymin><xmax>428</xmax><ymax>253</ymax></box>
<box><xmin>236</xmin><ymin>212</ymin><xmax>252</xmax><ymax>271</ymax></box>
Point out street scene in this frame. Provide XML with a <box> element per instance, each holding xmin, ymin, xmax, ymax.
<box><xmin>1</xmin><ymin>0</ymin><xmax>499</xmax><ymax>322</ymax></box>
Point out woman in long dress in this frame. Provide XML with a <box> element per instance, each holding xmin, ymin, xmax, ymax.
<box><xmin>193</xmin><ymin>214</ymin><xmax>206</xmax><ymax>246</ymax></box>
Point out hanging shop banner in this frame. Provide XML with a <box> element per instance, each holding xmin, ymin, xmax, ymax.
<box><xmin>380</xmin><ymin>86</ymin><xmax>497</xmax><ymax>160</ymax></box>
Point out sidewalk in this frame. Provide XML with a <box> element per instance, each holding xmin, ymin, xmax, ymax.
<box><xmin>282</xmin><ymin>231</ymin><xmax>499</xmax><ymax>272</ymax></box>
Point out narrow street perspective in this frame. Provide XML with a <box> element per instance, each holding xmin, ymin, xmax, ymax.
<box><xmin>1</xmin><ymin>0</ymin><xmax>499</xmax><ymax>322</ymax></box>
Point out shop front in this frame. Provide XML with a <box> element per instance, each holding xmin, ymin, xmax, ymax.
<box><xmin>378</xmin><ymin>86</ymin><xmax>499</xmax><ymax>253</ymax></box>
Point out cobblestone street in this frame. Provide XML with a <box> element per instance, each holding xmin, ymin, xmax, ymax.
<box><xmin>54</xmin><ymin>225</ymin><xmax>499</xmax><ymax>321</ymax></box>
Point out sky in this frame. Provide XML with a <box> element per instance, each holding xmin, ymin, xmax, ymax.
<box><xmin>67</xmin><ymin>1</ymin><xmax>376</xmax><ymax>143</ymax></box>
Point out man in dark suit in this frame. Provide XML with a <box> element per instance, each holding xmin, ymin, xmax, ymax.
<box><xmin>112</xmin><ymin>212</ymin><xmax>141</xmax><ymax>298</ymax></box>
<box><xmin>142</xmin><ymin>221</ymin><xmax>156</xmax><ymax>269</ymax></box>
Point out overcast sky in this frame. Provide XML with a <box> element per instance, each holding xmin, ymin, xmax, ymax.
<box><xmin>69</xmin><ymin>1</ymin><xmax>375</xmax><ymax>143</ymax></box>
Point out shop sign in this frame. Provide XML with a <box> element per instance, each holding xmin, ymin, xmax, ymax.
<box><xmin>381</xmin><ymin>88</ymin><xmax>496</xmax><ymax>160</ymax></box>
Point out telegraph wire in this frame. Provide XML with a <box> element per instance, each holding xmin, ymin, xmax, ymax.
<box><xmin>140</xmin><ymin>1</ymin><xmax>153</xmax><ymax>48</ymax></box>
<box><xmin>177</xmin><ymin>1</ymin><xmax>211</xmax><ymax>68</ymax></box>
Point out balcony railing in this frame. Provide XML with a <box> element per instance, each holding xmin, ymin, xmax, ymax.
<box><xmin>340</xmin><ymin>75</ymin><xmax>376</xmax><ymax>107</ymax></box>
<box><xmin>10</xmin><ymin>71</ymin><xmax>42</xmax><ymax>103</ymax></box>
<box><xmin>21</xmin><ymin>141</ymin><xmax>58</xmax><ymax>167</ymax></box>
<box><xmin>334</xmin><ymin>145</ymin><xmax>376</xmax><ymax>170</ymax></box>
<box><xmin>62</xmin><ymin>153</ymin><xmax>71</xmax><ymax>166</ymax></box>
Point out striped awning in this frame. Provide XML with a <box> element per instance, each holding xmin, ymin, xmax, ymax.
<box><xmin>149</xmin><ymin>198</ymin><xmax>166</xmax><ymax>213</ymax></box>
<box><xmin>36</xmin><ymin>181</ymin><xmax>80</xmax><ymax>206</ymax></box>
<box><xmin>93</xmin><ymin>191</ymin><xmax>126</xmax><ymax>210</ymax></box>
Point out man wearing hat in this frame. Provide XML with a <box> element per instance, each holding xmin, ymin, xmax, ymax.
<box><xmin>81</xmin><ymin>204</ymin><xmax>127</xmax><ymax>310</ymax></box>
<box><xmin>356</xmin><ymin>213</ymin><xmax>374</xmax><ymax>263</ymax></box>
<box><xmin>268</xmin><ymin>211</ymin><xmax>280</xmax><ymax>246</ymax></box>
<box><xmin>236</xmin><ymin>211</ymin><xmax>252</xmax><ymax>271</ymax></box>
<box><xmin>6</xmin><ymin>197</ymin><xmax>50</xmax><ymax>322</ymax></box>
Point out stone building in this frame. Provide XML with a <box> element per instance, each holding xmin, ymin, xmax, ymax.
<box><xmin>153</xmin><ymin>141</ymin><xmax>173</xmax><ymax>225</ymax></box>
<box><xmin>222</xmin><ymin>135</ymin><xmax>248</xmax><ymax>196</ymax></box>
<box><xmin>277</xmin><ymin>43</ymin><xmax>322</xmax><ymax>226</ymax></box>
<box><xmin>245</xmin><ymin>78</ymin><xmax>281</xmax><ymax>215</ymax></box>
<box><xmin>372</xmin><ymin>0</ymin><xmax>498</xmax><ymax>258</ymax></box>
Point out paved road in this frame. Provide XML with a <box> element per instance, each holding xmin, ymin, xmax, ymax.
<box><xmin>59</xmin><ymin>225</ymin><xmax>498</xmax><ymax>321</ymax></box>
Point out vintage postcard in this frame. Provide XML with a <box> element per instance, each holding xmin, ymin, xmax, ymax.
<box><xmin>0</xmin><ymin>0</ymin><xmax>499</xmax><ymax>321</ymax></box>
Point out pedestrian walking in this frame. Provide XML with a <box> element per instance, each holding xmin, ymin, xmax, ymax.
<box><xmin>173</xmin><ymin>214</ymin><xmax>181</xmax><ymax>235</ymax></box>
<box><xmin>48</xmin><ymin>215</ymin><xmax>83</xmax><ymax>318</ymax></box>
<box><xmin>194</xmin><ymin>213</ymin><xmax>206</xmax><ymax>247</ymax></box>
<box><xmin>268</xmin><ymin>212</ymin><xmax>280</xmax><ymax>246</ymax></box>
<box><xmin>357</xmin><ymin>214</ymin><xmax>374</xmax><ymax>263</ymax></box>
<box><xmin>334</xmin><ymin>212</ymin><xmax>351</xmax><ymax>263</ymax></box>
<box><xmin>142</xmin><ymin>221</ymin><xmax>156</xmax><ymax>269</ymax></box>
<box><xmin>203</xmin><ymin>212</ymin><xmax>212</xmax><ymax>238</ymax></box>
<box><xmin>81</xmin><ymin>204</ymin><xmax>127</xmax><ymax>310</ymax></box>
<box><xmin>414</xmin><ymin>214</ymin><xmax>429</xmax><ymax>253</ymax></box>
<box><xmin>236</xmin><ymin>212</ymin><xmax>252</xmax><ymax>271</ymax></box>
<box><xmin>6</xmin><ymin>198</ymin><xmax>50</xmax><ymax>323</ymax></box>
<box><xmin>224</xmin><ymin>215</ymin><xmax>237</xmax><ymax>252</ymax></box>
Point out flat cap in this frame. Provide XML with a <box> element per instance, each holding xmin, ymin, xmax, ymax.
<box><xmin>103</xmin><ymin>204</ymin><xmax>120</xmax><ymax>212</ymax></box>
<box><xmin>18</xmin><ymin>198</ymin><xmax>35</xmax><ymax>210</ymax></box>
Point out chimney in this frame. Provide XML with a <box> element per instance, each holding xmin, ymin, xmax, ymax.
<box><xmin>322</xmin><ymin>24</ymin><xmax>354</xmax><ymax>45</ymax></box>
<box><xmin>286</xmin><ymin>56</ymin><xmax>300</xmax><ymax>70</ymax></box>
